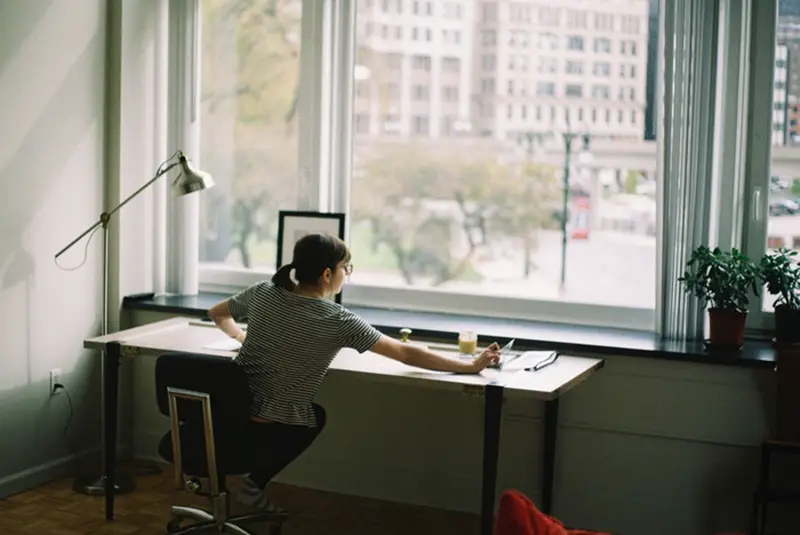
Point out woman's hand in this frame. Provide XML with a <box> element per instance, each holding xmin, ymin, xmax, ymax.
<box><xmin>465</xmin><ymin>343</ymin><xmax>501</xmax><ymax>373</ymax></box>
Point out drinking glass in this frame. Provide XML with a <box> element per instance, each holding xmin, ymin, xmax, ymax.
<box><xmin>458</xmin><ymin>331</ymin><xmax>478</xmax><ymax>359</ymax></box>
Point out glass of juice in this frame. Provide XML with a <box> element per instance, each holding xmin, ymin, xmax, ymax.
<box><xmin>458</xmin><ymin>331</ymin><xmax>478</xmax><ymax>358</ymax></box>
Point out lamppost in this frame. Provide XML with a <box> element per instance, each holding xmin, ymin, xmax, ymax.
<box><xmin>518</xmin><ymin>129</ymin><xmax>591</xmax><ymax>293</ymax></box>
<box><xmin>558</xmin><ymin>132</ymin><xmax>591</xmax><ymax>293</ymax></box>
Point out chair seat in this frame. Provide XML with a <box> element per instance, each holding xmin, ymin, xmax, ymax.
<box><xmin>158</xmin><ymin>423</ymin><xmax>260</xmax><ymax>476</ymax></box>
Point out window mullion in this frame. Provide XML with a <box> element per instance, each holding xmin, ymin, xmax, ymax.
<box><xmin>329</xmin><ymin>0</ymin><xmax>356</xmax><ymax>224</ymax></box>
<box><xmin>743</xmin><ymin>0</ymin><xmax>778</xmax><ymax>332</ymax></box>
<box><xmin>167</xmin><ymin>0</ymin><xmax>201</xmax><ymax>295</ymax></box>
<box><xmin>297</xmin><ymin>0</ymin><xmax>329</xmax><ymax>211</ymax></box>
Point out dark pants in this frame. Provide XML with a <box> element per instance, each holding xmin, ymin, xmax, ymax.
<box><xmin>246</xmin><ymin>403</ymin><xmax>327</xmax><ymax>489</ymax></box>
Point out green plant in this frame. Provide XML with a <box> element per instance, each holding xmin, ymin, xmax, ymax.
<box><xmin>760</xmin><ymin>247</ymin><xmax>800</xmax><ymax>310</ymax></box>
<box><xmin>678</xmin><ymin>246</ymin><xmax>760</xmax><ymax>312</ymax></box>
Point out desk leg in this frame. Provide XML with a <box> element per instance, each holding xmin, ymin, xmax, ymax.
<box><xmin>541</xmin><ymin>398</ymin><xmax>559</xmax><ymax>515</ymax></box>
<box><xmin>481</xmin><ymin>384</ymin><xmax>503</xmax><ymax>535</ymax></box>
<box><xmin>104</xmin><ymin>342</ymin><xmax>121</xmax><ymax>520</ymax></box>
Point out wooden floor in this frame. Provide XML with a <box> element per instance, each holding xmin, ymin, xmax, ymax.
<box><xmin>0</xmin><ymin>462</ymin><xmax>480</xmax><ymax>535</ymax></box>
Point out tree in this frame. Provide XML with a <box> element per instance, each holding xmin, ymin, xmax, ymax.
<box><xmin>352</xmin><ymin>142</ymin><xmax>560</xmax><ymax>285</ymax></box>
<box><xmin>199</xmin><ymin>0</ymin><xmax>302</xmax><ymax>267</ymax></box>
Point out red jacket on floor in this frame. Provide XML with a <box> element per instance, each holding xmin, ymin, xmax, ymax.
<box><xmin>493</xmin><ymin>490</ymin><xmax>611</xmax><ymax>535</ymax></box>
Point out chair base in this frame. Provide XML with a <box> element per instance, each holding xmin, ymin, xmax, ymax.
<box><xmin>167</xmin><ymin>504</ymin><xmax>287</xmax><ymax>535</ymax></box>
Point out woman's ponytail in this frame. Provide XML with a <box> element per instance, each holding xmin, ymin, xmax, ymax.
<box><xmin>272</xmin><ymin>263</ymin><xmax>296</xmax><ymax>291</ymax></box>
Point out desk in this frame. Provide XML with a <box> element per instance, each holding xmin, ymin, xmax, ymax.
<box><xmin>85</xmin><ymin>317</ymin><xmax>604</xmax><ymax>535</ymax></box>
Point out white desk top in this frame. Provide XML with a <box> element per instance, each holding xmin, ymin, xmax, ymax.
<box><xmin>85</xmin><ymin>317</ymin><xmax>603</xmax><ymax>400</ymax></box>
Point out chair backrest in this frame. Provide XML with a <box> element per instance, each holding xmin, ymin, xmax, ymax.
<box><xmin>155</xmin><ymin>352</ymin><xmax>252</xmax><ymax>430</ymax></box>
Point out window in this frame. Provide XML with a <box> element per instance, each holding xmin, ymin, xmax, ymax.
<box><xmin>592</xmin><ymin>85</ymin><xmax>610</xmax><ymax>100</ymax></box>
<box><xmin>567</xmin><ymin>10</ymin><xmax>588</xmax><ymax>29</ymax></box>
<box><xmin>198</xmin><ymin>0</ymin><xmax>303</xmax><ymax>271</ymax></box>
<box><xmin>567</xmin><ymin>36</ymin><xmax>585</xmax><ymax>51</ymax></box>
<box><xmin>749</xmin><ymin>5</ymin><xmax>800</xmax><ymax>321</ymax></box>
<box><xmin>538</xmin><ymin>6</ymin><xmax>561</xmax><ymax>26</ymax></box>
<box><xmin>565</xmin><ymin>61</ymin><xmax>584</xmax><ymax>75</ymax></box>
<box><xmin>593</xmin><ymin>62</ymin><xmax>611</xmax><ymax>76</ymax></box>
<box><xmin>188</xmin><ymin>0</ymin><xmax>661</xmax><ymax>331</ymax></box>
<box><xmin>565</xmin><ymin>84</ymin><xmax>583</xmax><ymax>98</ymax></box>
<box><xmin>594</xmin><ymin>38</ymin><xmax>611</xmax><ymax>53</ymax></box>
<box><xmin>164</xmin><ymin>0</ymin><xmax>800</xmax><ymax>345</ymax></box>
<box><xmin>595</xmin><ymin>13</ymin><xmax>614</xmax><ymax>31</ymax></box>
<box><xmin>536</xmin><ymin>82</ymin><xmax>555</xmax><ymax>96</ymax></box>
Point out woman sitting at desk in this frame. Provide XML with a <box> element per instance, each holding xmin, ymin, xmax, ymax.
<box><xmin>207</xmin><ymin>232</ymin><xmax>500</xmax><ymax>512</ymax></box>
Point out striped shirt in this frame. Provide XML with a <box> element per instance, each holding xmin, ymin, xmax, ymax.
<box><xmin>227</xmin><ymin>281</ymin><xmax>382</xmax><ymax>427</ymax></box>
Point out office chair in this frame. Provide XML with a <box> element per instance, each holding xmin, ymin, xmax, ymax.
<box><xmin>155</xmin><ymin>352</ymin><xmax>287</xmax><ymax>534</ymax></box>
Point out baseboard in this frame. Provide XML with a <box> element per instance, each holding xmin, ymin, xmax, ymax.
<box><xmin>0</xmin><ymin>448</ymin><xmax>96</xmax><ymax>499</ymax></box>
<box><xmin>0</xmin><ymin>442</ymin><xmax>133</xmax><ymax>500</ymax></box>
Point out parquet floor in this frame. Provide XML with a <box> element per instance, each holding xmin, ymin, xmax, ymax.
<box><xmin>0</xmin><ymin>461</ymin><xmax>480</xmax><ymax>535</ymax></box>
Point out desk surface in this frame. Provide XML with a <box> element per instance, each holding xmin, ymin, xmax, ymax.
<box><xmin>86</xmin><ymin>317</ymin><xmax>604</xmax><ymax>400</ymax></box>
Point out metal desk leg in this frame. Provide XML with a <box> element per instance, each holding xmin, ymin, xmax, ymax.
<box><xmin>481</xmin><ymin>384</ymin><xmax>503</xmax><ymax>535</ymax></box>
<box><xmin>541</xmin><ymin>398</ymin><xmax>559</xmax><ymax>515</ymax></box>
<box><xmin>104</xmin><ymin>342</ymin><xmax>121</xmax><ymax>520</ymax></box>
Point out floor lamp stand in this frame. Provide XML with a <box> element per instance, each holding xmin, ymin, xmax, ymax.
<box><xmin>72</xmin><ymin>214</ymin><xmax>136</xmax><ymax>496</ymax></box>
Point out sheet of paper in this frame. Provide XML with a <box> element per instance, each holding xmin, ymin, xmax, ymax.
<box><xmin>203</xmin><ymin>338</ymin><xmax>242</xmax><ymax>351</ymax></box>
<box><xmin>501</xmin><ymin>351</ymin><xmax>558</xmax><ymax>371</ymax></box>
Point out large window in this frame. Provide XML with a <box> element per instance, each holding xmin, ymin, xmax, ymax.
<box><xmin>184</xmin><ymin>0</ymin><xmax>791</xmax><ymax>334</ymax></box>
<box><xmin>348</xmin><ymin>0</ymin><xmax>655</xmax><ymax>311</ymax></box>
<box><xmin>198</xmin><ymin>0</ymin><xmax>303</xmax><ymax>272</ymax></box>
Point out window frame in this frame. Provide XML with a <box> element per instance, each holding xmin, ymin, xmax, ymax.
<box><xmin>187</xmin><ymin>0</ymin><xmax>679</xmax><ymax>333</ymax></box>
<box><xmin>742</xmin><ymin>0</ymin><xmax>779</xmax><ymax>335</ymax></box>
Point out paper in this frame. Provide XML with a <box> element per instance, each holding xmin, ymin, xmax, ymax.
<box><xmin>203</xmin><ymin>338</ymin><xmax>242</xmax><ymax>351</ymax></box>
<box><xmin>501</xmin><ymin>351</ymin><xmax>557</xmax><ymax>371</ymax></box>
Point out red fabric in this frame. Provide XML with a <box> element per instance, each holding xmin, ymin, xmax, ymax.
<box><xmin>493</xmin><ymin>490</ymin><xmax>611</xmax><ymax>535</ymax></box>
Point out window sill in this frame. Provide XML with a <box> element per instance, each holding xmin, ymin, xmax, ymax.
<box><xmin>122</xmin><ymin>292</ymin><xmax>777</xmax><ymax>369</ymax></box>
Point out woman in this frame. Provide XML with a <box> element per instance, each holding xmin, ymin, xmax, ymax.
<box><xmin>208</xmin><ymin>233</ymin><xmax>500</xmax><ymax>511</ymax></box>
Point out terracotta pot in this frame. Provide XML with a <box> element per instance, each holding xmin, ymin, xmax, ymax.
<box><xmin>708</xmin><ymin>308</ymin><xmax>747</xmax><ymax>347</ymax></box>
<box><xmin>775</xmin><ymin>305</ymin><xmax>800</xmax><ymax>345</ymax></box>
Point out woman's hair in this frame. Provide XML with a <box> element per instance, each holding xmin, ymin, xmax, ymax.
<box><xmin>272</xmin><ymin>233</ymin><xmax>351</xmax><ymax>291</ymax></box>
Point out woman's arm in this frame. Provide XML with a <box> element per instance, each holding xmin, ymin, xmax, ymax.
<box><xmin>208</xmin><ymin>300</ymin><xmax>246</xmax><ymax>343</ymax></box>
<box><xmin>369</xmin><ymin>334</ymin><xmax>500</xmax><ymax>374</ymax></box>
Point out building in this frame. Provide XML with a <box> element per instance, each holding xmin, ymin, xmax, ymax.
<box><xmin>472</xmin><ymin>0</ymin><xmax>650</xmax><ymax>144</ymax></box>
<box><xmin>353</xmin><ymin>0</ymin><xmax>650</xmax><ymax>144</ymax></box>
<box><xmin>773</xmin><ymin>43</ymin><xmax>790</xmax><ymax>146</ymax></box>
<box><xmin>353</xmin><ymin>0</ymin><xmax>474</xmax><ymax>138</ymax></box>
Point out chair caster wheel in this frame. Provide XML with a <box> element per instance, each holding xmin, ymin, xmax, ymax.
<box><xmin>166</xmin><ymin>518</ymin><xmax>182</xmax><ymax>533</ymax></box>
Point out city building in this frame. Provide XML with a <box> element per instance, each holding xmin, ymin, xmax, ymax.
<box><xmin>473</xmin><ymin>0</ymin><xmax>650</xmax><ymax>143</ymax></box>
<box><xmin>354</xmin><ymin>0</ymin><xmax>650</xmax><ymax>143</ymax></box>
<box><xmin>773</xmin><ymin>43</ymin><xmax>790</xmax><ymax>146</ymax></box>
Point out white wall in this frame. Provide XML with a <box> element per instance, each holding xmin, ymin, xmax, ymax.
<box><xmin>127</xmin><ymin>309</ymin><xmax>786</xmax><ymax>535</ymax></box>
<box><xmin>0</xmin><ymin>0</ymin><xmax>107</xmax><ymax>496</ymax></box>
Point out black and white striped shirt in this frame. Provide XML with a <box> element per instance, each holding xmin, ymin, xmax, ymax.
<box><xmin>228</xmin><ymin>281</ymin><xmax>382</xmax><ymax>427</ymax></box>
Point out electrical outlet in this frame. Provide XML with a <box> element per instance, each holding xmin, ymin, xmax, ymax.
<box><xmin>49</xmin><ymin>369</ymin><xmax>61</xmax><ymax>395</ymax></box>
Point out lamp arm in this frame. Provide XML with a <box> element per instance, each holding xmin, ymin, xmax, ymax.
<box><xmin>106</xmin><ymin>159</ymin><xmax>182</xmax><ymax>220</ymax></box>
<box><xmin>54</xmin><ymin>155</ymin><xmax>183</xmax><ymax>260</ymax></box>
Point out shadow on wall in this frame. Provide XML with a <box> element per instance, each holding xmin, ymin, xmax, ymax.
<box><xmin>0</xmin><ymin>369</ymin><xmax>101</xmax><ymax>498</ymax></box>
<box><xmin>0</xmin><ymin>6</ymin><xmax>105</xmax><ymax>388</ymax></box>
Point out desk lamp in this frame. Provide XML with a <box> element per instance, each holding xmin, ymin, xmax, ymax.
<box><xmin>55</xmin><ymin>150</ymin><xmax>214</xmax><ymax>496</ymax></box>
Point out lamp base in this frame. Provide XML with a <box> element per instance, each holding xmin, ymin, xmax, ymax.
<box><xmin>72</xmin><ymin>473</ymin><xmax>136</xmax><ymax>495</ymax></box>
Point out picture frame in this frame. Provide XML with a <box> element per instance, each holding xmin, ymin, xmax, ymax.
<box><xmin>276</xmin><ymin>210</ymin><xmax>347</xmax><ymax>304</ymax></box>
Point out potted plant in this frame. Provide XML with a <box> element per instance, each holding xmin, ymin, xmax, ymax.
<box><xmin>759</xmin><ymin>247</ymin><xmax>800</xmax><ymax>344</ymax></box>
<box><xmin>679</xmin><ymin>246</ymin><xmax>760</xmax><ymax>348</ymax></box>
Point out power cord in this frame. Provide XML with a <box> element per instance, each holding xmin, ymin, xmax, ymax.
<box><xmin>53</xmin><ymin>383</ymin><xmax>82</xmax><ymax>474</ymax></box>
<box><xmin>53</xmin><ymin>381</ymin><xmax>163</xmax><ymax>477</ymax></box>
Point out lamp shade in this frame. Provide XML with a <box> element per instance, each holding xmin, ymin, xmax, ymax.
<box><xmin>172</xmin><ymin>153</ymin><xmax>214</xmax><ymax>196</ymax></box>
